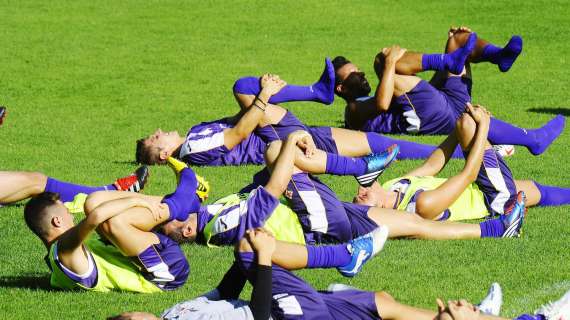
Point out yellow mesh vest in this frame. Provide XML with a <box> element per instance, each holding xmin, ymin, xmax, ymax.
<box><xmin>382</xmin><ymin>176</ymin><xmax>489</xmax><ymax>221</ymax></box>
<box><xmin>48</xmin><ymin>237</ymin><xmax>161</xmax><ymax>293</ymax></box>
<box><xmin>203</xmin><ymin>194</ymin><xmax>305</xmax><ymax>247</ymax></box>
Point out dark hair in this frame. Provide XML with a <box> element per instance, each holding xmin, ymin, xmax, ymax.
<box><xmin>332</xmin><ymin>56</ymin><xmax>351</xmax><ymax>84</ymax></box>
<box><xmin>24</xmin><ymin>192</ymin><xmax>60</xmax><ymax>240</ymax></box>
<box><xmin>136</xmin><ymin>138</ymin><xmax>160</xmax><ymax>165</ymax></box>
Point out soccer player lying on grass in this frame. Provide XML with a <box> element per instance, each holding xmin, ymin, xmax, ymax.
<box><xmin>110</xmin><ymin>229</ymin><xmax>570</xmax><ymax>320</ymax></box>
<box><xmin>136</xmin><ymin>67</ymin><xmax>468</xmax><ymax>169</ymax></box>
<box><xmin>334</xmin><ymin>27</ymin><xmax>565</xmax><ymax>156</ymax></box>
<box><xmin>353</xmin><ymin>104</ymin><xmax>570</xmax><ymax>221</ymax></box>
<box><xmin>161</xmin><ymin>128</ymin><xmax>525</xmax><ymax>250</ymax></box>
<box><xmin>0</xmin><ymin>166</ymin><xmax>149</xmax><ymax>208</ymax></box>
<box><xmin>21</xmin><ymin>169</ymin><xmax>211</xmax><ymax>292</ymax></box>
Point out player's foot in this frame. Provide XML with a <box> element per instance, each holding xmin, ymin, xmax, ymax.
<box><xmin>500</xmin><ymin>192</ymin><xmax>526</xmax><ymax>238</ymax></box>
<box><xmin>337</xmin><ymin>225</ymin><xmax>389</xmax><ymax>277</ymax></box>
<box><xmin>162</xmin><ymin>167</ymin><xmax>201</xmax><ymax>221</ymax></box>
<box><xmin>497</xmin><ymin>35</ymin><xmax>523</xmax><ymax>72</ymax></box>
<box><xmin>529</xmin><ymin>114</ymin><xmax>565</xmax><ymax>156</ymax></box>
<box><xmin>167</xmin><ymin>157</ymin><xmax>210</xmax><ymax>202</ymax></box>
<box><xmin>167</xmin><ymin>156</ymin><xmax>188</xmax><ymax>177</ymax></box>
<box><xmin>478</xmin><ymin>283</ymin><xmax>503</xmax><ymax>316</ymax></box>
<box><xmin>114</xmin><ymin>166</ymin><xmax>149</xmax><ymax>192</ymax></box>
<box><xmin>312</xmin><ymin>57</ymin><xmax>335</xmax><ymax>105</ymax></box>
<box><xmin>493</xmin><ymin>145</ymin><xmax>515</xmax><ymax>158</ymax></box>
<box><xmin>536</xmin><ymin>289</ymin><xmax>570</xmax><ymax>320</ymax></box>
<box><xmin>0</xmin><ymin>106</ymin><xmax>6</xmax><ymax>126</ymax></box>
<box><xmin>355</xmin><ymin>144</ymin><xmax>399</xmax><ymax>187</ymax></box>
<box><xmin>445</xmin><ymin>32</ymin><xmax>477</xmax><ymax>74</ymax></box>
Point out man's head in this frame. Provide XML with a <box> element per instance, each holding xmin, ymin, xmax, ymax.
<box><xmin>352</xmin><ymin>181</ymin><xmax>393</xmax><ymax>208</ymax></box>
<box><xmin>332</xmin><ymin>56</ymin><xmax>371</xmax><ymax>101</ymax></box>
<box><xmin>136</xmin><ymin>129</ymin><xmax>183</xmax><ymax>165</ymax></box>
<box><xmin>24</xmin><ymin>192</ymin><xmax>75</xmax><ymax>244</ymax></box>
<box><xmin>160</xmin><ymin>213</ymin><xmax>199</xmax><ymax>244</ymax></box>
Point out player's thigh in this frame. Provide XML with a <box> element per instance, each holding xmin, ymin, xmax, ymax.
<box><xmin>366</xmin><ymin>207</ymin><xmax>426</xmax><ymax>238</ymax></box>
<box><xmin>100</xmin><ymin>214</ymin><xmax>160</xmax><ymax>256</ymax></box>
<box><xmin>330</xmin><ymin>127</ymin><xmax>372</xmax><ymax>156</ymax></box>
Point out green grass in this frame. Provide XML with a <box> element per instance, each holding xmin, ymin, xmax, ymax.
<box><xmin>1</xmin><ymin>0</ymin><xmax>569</xmax><ymax>318</ymax></box>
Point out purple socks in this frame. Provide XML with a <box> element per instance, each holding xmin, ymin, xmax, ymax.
<box><xmin>233</xmin><ymin>58</ymin><xmax>335</xmax><ymax>105</ymax></box>
<box><xmin>533</xmin><ymin>181</ymin><xmax>570</xmax><ymax>207</ymax></box>
<box><xmin>306</xmin><ymin>244</ymin><xmax>351</xmax><ymax>268</ymax></box>
<box><xmin>325</xmin><ymin>153</ymin><xmax>367</xmax><ymax>176</ymax></box>
<box><xmin>514</xmin><ymin>315</ymin><xmax>545</xmax><ymax>320</ymax></box>
<box><xmin>45</xmin><ymin>177</ymin><xmax>116</xmax><ymax>202</ymax></box>
<box><xmin>481</xmin><ymin>35</ymin><xmax>523</xmax><ymax>72</ymax></box>
<box><xmin>479</xmin><ymin>218</ymin><xmax>505</xmax><ymax>238</ymax></box>
<box><xmin>422</xmin><ymin>33</ymin><xmax>477</xmax><ymax>74</ymax></box>
<box><xmin>488</xmin><ymin>115</ymin><xmax>565</xmax><ymax>155</ymax></box>
<box><xmin>162</xmin><ymin>168</ymin><xmax>201</xmax><ymax>221</ymax></box>
<box><xmin>366</xmin><ymin>132</ymin><xmax>463</xmax><ymax>160</ymax></box>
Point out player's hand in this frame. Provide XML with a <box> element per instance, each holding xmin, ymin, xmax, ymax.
<box><xmin>260</xmin><ymin>74</ymin><xmax>287</xmax><ymax>96</ymax></box>
<box><xmin>382</xmin><ymin>45</ymin><xmax>407</xmax><ymax>65</ymax></box>
<box><xmin>296</xmin><ymin>134</ymin><xmax>317</xmax><ymax>158</ymax></box>
<box><xmin>448</xmin><ymin>26</ymin><xmax>473</xmax><ymax>38</ymax></box>
<box><xmin>107</xmin><ymin>312</ymin><xmax>160</xmax><ymax>320</ymax></box>
<box><xmin>447</xmin><ymin>300</ymin><xmax>480</xmax><ymax>320</ymax></box>
<box><xmin>245</xmin><ymin>228</ymin><xmax>276</xmax><ymax>258</ymax></box>
<box><xmin>465</xmin><ymin>103</ymin><xmax>491</xmax><ymax>125</ymax></box>
<box><xmin>287</xmin><ymin>130</ymin><xmax>311</xmax><ymax>143</ymax></box>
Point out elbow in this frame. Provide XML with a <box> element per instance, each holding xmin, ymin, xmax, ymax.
<box><xmin>415</xmin><ymin>199</ymin><xmax>438</xmax><ymax>220</ymax></box>
<box><xmin>376</xmin><ymin>101</ymin><xmax>390</xmax><ymax>112</ymax></box>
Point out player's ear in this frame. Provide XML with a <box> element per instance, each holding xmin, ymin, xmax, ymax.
<box><xmin>159</xmin><ymin>149</ymin><xmax>170</xmax><ymax>161</ymax></box>
<box><xmin>182</xmin><ymin>224</ymin><xmax>194</xmax><ymax>238</ymax></box>
<box><xmin>335</xmin><ymin>83</ymin><xmax>343</xmax><ymax>95</ymax></box>
<box><xmin>52</xmin><ymin>215</ymin><xmax>63</xmax><ymax>228</ymax></box>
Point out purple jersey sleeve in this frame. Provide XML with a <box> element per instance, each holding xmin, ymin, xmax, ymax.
<box><xmin>180</xmin><ymin>119</ymin><xmax>266</xmax><ymax>166</ymax></box>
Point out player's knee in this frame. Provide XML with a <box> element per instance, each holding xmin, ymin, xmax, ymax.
<box><xmin>99</xmin><ymin>215</ymin><xmax>126</xmax><ymax>236</ymax></box>
<box><xmin>264</xmin><ymin>141</ymin><xmax>282</xmax><ymax>166</ymax></box>
<box><xmin>27</xmin><ymin>172</ymin><xmax>48</xmax><ymax>194</ymax></box>
<box><xmin>84</xmin><ymin>191</ymin><xmax>108</xmax><ymax>214</ymax></box>
<box><xmin>232</xmin><ymin>76</ymin><xmax>259</xmax><ymax>95</ymax></box>
<box><xmin>456</xmin><ymin>113</ymin><xmax>476</xmax><ymax>136</ymax></box>
<box><xmin>375</xmin><ymin>291</ymin><xmax>395</xmax><ymax>303</ymax></box>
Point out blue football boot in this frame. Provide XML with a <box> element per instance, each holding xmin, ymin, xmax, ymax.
<box><xmin>337</xmin><ymin>225</ymin><xmax>389</xmax><ymax>277</ymax></box>
<box><xmin>355</xmin><ymin>144</ymin><xmax>399</xmax><ymax>187</ymax></box>
<box><xmin>500</xmin><ymin>191</ymin><xmax>526</xmax><ymax>238</ymax></box>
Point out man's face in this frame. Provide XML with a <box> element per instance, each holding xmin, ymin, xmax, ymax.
<box><xmin>161</xmin><ymin>215</ymin><xmax>198</xmax><ymax>243</ymax></box>
<box><xmin>143</xmin><ymin>129</ymin><xmax>181</xmax><ymax>160</ymax></box>
<box><xmin>336</xmin><ymin>63</ymin><xmax>371</xmax><ymax>99</ymax></box>
<box><xmin>353</xmin><ymin>182</ymin><xmax>391</xmax><ymax>208</ymax></box>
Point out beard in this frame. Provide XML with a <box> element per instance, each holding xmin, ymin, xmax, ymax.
<box><xmin>343</xmin><ymin>72</ymin><xmax>371</xmax><ymax>98</ymax></box>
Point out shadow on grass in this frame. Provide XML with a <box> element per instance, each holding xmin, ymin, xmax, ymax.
<box><xmin>527</xmin><ymin>107</ymin><xmax>570</xmax><ymax>116</ymax></box>
<box><xmin>0</xmin><ymin>274</ymin><xmax>52</xmax><ymax>290</ymax></box>
<box><xmin>111</xmin><ymin>160</ymin><xmax>139</xmax><ymax>165</ymax></box>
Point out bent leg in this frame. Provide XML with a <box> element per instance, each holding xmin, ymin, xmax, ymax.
<box><xmin>233</xmin><ymin>60</ymin><xmax>335</xmax><ymax>107</ymax></box>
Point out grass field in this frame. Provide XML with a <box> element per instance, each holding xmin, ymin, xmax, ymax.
<box><xmin>1</xmin><ymin>0</ymin><xmax>569</xmax><ymax>318</ymax></box>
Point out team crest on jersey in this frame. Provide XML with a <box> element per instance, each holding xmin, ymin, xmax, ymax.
<box><xmin>284</xmin><ymin>189</ymin><xmax>293</xmax><ymax>199</ymax></box>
